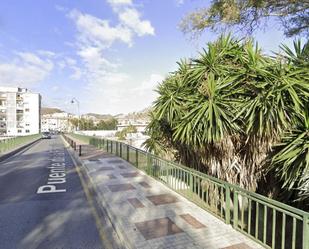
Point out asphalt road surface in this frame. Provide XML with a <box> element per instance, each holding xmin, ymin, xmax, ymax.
<box><xmin>0</xmin><ymin>136</ymin><xmax>109</xmax><ymax>249</ymax></box>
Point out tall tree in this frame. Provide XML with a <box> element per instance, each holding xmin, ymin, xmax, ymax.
<box><xmin>144</xmin><ymin>35</ymin><xmax>309</xmax><ymax>205</ymax></box>
<box><xmin>180</xmin><ymin>0</ymin><xmax>309</xmax><ymax>37</ymax></box>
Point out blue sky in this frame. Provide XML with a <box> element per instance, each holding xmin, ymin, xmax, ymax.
<box><xmin>0</xmin><ymin>0</ymin><xmax>297</xmax><ymax>115</ymax></box>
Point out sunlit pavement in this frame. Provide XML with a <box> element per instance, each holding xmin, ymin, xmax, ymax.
<box><xmin>0</xmin><ymin>136</ymin><xmax>112</xmax><ymax>249</ymax></box>
<box><xmin>68</xmin><ymin>135</ymin><xmax>265</xmax><ymax>249</ymax></box>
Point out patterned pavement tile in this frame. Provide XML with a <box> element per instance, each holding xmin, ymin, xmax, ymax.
<box><xmin>107</xmin><ymin>183</ymin><xmax>136</xmax><ymax>192</ymax></box>
<box><xmin>121</xmin><ymin>172</ymin><xmax>140</xmax><ymax>178</ymax></box>
<box><xmin>147</xmin><ymin>194</ymin><xmax>179</xmax><ymax>206</ymax></box>
<box><xmin>108</xmin><ymin>174</ymin><xmax>117</xmax><ymax>179</ymax></box>
<box><xmin>135</xmin><ymin>217</ymin><xmax>183</xmax><ymax>240</ymax></box>
<box><xmin>220</xmin><ymin>243</ymin><xmax>252</xmax><ymax>249</ymax></box>
<box><xmin>108</xmin><ymin>159</ymin><xmax>123</xmax><ymax>163</ymax></box>
<box><xmin>179</xmin><ymin>214</ymin><xmax>206</xmax><ymax>229</ymax></box>
<box><xmin>128</xmin><ymin>198</ymin><xmax>145</xmax><ymax>208</ymax></box>
<box><xmin>139</xmin><ymin>182</ymin><xmax>151</xmax><ymax>188</ymax></box>
<box><xmin>98</xmin><ymin>166</ymin><xmax>114</xmax><ymax>171</ymax></box>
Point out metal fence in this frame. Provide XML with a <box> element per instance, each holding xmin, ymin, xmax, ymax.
<box><xmin>0</xmin><ymin>134</ymin><xmax>41</xmax><ymax>154</ymax></box>
<box><xmin>68</xmin><ymin>133</ymin><xmax>309</xmax><ymax>249</ymax></box>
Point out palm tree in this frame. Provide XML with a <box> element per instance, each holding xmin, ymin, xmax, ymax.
<box><xmin>144</xmin><ymin>35</ymin><xmax>308</xmax><ymax>204</ymax></box>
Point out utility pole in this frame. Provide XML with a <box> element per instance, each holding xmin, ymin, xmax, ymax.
<box><xmin>71</xmin><ymin>98</ymin><xmax>80</xmax><ymax>131</ymax></box>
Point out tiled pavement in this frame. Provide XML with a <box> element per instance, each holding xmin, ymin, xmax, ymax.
<box><xmin>67</xmin><ymin>137</ymin><xmax>264</xmax><ymax>249</ymax></box>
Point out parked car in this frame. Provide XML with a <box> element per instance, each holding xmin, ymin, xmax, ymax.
<box><xmin>42</xmin><ymin>132</ymin><xmax>51</xmax><ymax>139</ymax></box>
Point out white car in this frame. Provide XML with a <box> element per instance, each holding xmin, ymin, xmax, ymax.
<box><xmin>42</xmin><ymin>132</ymin><xmax>51</xmax><ymax>139</ymax></box>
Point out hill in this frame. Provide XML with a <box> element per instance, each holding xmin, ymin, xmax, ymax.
<box><xmin>83</xmin><ymin>113</ymin><xmax>114</xmax><ymax>120</ymax></box>
<box><xmin>41</xmin><ymin>107</ymin><xmax>64</xmax><ymax>115</ymax></box>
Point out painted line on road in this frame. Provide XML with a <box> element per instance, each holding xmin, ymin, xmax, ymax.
<box><xmin>66</xmin><ymin>143</ymin><xmax>115</xmax><ymax>249</ymax></box>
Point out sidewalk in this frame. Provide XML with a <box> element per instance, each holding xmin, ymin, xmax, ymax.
<box><xmin>67</xmin><ymin>136</ymin><xmax>264</xmax><ymax>249</ymax></box>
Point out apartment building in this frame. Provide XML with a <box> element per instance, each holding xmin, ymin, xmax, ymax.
<box><xmin>116</xmin><ymin>115</ymin><xmax>149</xmax><ymax>133</ymax></box>
<box><xmin>0</xmin><ymin>87</ymin><xmax>41</xmax><ymax>136</ymax></box>
<box><xmin>41</xmin><ymin>112</ymin><xmax>73</xmax><ymax>132</ymax></box>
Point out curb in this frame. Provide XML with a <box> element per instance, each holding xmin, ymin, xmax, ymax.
<box><xmin>62</xmin><ymin>136</ymin><xmax>132</xmax><ymax>249</ymax></box>
<box><xmin>0</xmin><ymin>138</ymin><xmax>41</xmax><ymax>162</ymax></box>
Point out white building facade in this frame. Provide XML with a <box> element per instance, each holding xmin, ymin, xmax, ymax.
<box><xmin>0</xmin><ymin>87</ymin><xmax>41</xmax><ymax>136</ymax></box>
<box><xmin>41</xmin><ymin>112</ymin><xmax>73</xmax><ymax>133</ymax></box>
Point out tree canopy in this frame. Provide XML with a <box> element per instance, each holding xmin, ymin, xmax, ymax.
<box><xmin>70</xmin><ymin>118</ymin><xmax>118</xmax><ymax>130</ymax></box>
<box><xmin>144</xmin><ymin>35</ymin><xmax>309</xmax><ymax>206</ymax></box>
<box><xmin>180</xmin><ymin>0</ymin><xmax>309</xmax><ymax>37</ymax></box>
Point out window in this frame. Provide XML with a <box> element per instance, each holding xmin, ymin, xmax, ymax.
<box><xmin>26</xmin><ymin>123</ymin><xmax>30</xmax><ymax>126</ymax></box>
<box><xmin>25</xmin><ymin>108</ymin><xmax>30</xmax><ymax>112</ymax></box>
<box><xmin>26</xmin><ymin>129</ymin><xmax>30</xmax><ymax>133</ymax></box>
<box><xmin>18</xmin><ymin>130</ymin><xmax>22</xmax><ymax>133</ymax></box>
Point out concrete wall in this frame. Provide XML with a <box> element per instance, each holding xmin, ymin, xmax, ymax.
<box><xmin>75</xmin><ymin>130</ymin><xmax>117</xmax><ymax>137</ymax></box>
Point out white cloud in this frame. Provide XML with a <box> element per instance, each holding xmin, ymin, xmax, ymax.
<box><xmin>78</xmin><ymin>46</ymin><xmax>118</xmax><ymax>70</ymax></box>
<box><xmin>70</xmin><ymin>66</ymin><xmax>82</xmax><ymax>80</ymax></box>
<box><xmin>138</xmin><ymin>73</ymin><xmax>164</xmax><ymax>91</ymax></box>
<box><xmin>118</xmin><ymin>8</ymin><xmax>155</xmax><ymax>36</ymax></box>
<box><xmin>67</xmin><ymin>1</ymin><xmax>156</xmax><ymax>113</ymax></box>
<box><xmin>69</xmin><ymin>9</ymin><xmax>133</xmax><ymax>48</ymax></box>
<box><xmin>0</xmin><ymin>52</ymin><xmax>54</xmax><ymax>87</ymax></box>
<box><xmin>130</xmin><ymin>73</ymin><xmax>164</xmax><ymax>106</ymax></box>
<box><xmin>65</xmin><ymin>57</ymin><xmax>77</xmax><ymax>66</ymax></box>
<box><xmin>107</xmin><ymin>0</ymin><xmax>132</xmax><ymax>6</ymax></box>
<box><xmin>175</xmin><ymin>0</ymin><xmax>185</xmax><ymax>5</ymax></box>
<box><xmin>51</xmin><ymin>85</ymin><xmax>59</xmax><ymax>92</ymax></box>
<box><xmin>37</xmin><ymin>50</ymin><xmax>56</xmax><ymax>57</ymax></box>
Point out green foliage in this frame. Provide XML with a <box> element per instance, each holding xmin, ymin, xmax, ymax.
<box><xmin>69</xmin><ymin>118</ymin><xmax>118</xmax><ymax>130</ymax></box>
<box><xmin>96</xmin><ymin>119</ymin><xmax>118</xmax><ymax>130</ymax></box>
<box><xmin>145</xmin><ymin>35</ymin><xmax>309</xmax><ymax>204</ymax></box>
<box><xmin>270</xmin><ymin>112</ymin><xmax>309</xmax><ymax>202</ymax></box>
<box><xmin>116</xmin><ymin>125</ymin><xmax>138</xmax><ymax>140</ymax></box>
<box><xmin>180</xmin><ymin>0</ymin><xmax>309</xmax><ymax>38</ymax></box>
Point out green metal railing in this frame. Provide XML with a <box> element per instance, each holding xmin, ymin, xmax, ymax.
<box><xmin>0</xmin><ymin>134</ymin><xmax>41</xmax><ymax>154</ymax></box>
<box><xmin>68</xmin><ymin>133</ymin><xmax>309</xmax><ymax>249</ymax></box>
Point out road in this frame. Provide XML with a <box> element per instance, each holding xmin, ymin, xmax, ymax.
<box><xmin>0</xmin><ymin>136</ymin><xmax>110</xmax><ymax>249</ymax></box>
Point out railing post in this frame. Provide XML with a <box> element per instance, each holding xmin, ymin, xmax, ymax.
<box><xmin>120</xmin><ymin>143</ymin><xmax>122</xmax><ymax>157</ymax></box>
<box><xmin>190</xmin><ymin>173</ymin><xmax>193</xmax><ymax>194</ymax></box>
<box><xmin>79</xmin><ymin>145</ymin><xmax>82</xmax><ymax>156</ymax></box>
<box><xmin>147</xmin><ymin>153</ymin><xmax>151</xmax><ymax>175</ymax></box>
<box><xmin>107</xmin><ymin>140</ymin><xmax>109</xmax><ymax>152</ymax></box>
<box><xmin>136</xmin><ymin>149</ymin><xmax>138</xmax><ymax>168</ymax></box>
<box><xmin>225</xmin><ymin>186</ymin><xmax>231</xmax><ymax>225</ymax></box>
<box><xmin>233</xmin><ymin>190</ymin><xmax>238</xmax><ymax>229</ymax></box>
<box><xmin>127</xmin><ymin>145</ymin><xmax>129</xmax><ymax>161</ymax></box>
<box><xmin>304</xmin><ymin>214</ymin><xmax>309</xmax><ymax>249</ymax></box>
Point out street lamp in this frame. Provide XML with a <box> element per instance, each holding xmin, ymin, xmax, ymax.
<box><xmin>71</xmin><ymin>98</ymin><xmax>80</xmax><ymax>131</ymax></box>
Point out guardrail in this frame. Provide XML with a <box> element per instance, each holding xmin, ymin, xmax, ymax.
<box><xmin>63</xmin><ymin>135</ymin><xmax>82</xmax><ymax>156</ymax></box>
<box><xmin>67</xmin><ymin>133</ymin><xmax>309</xmax><ymax>249</ymax></box>
<box><xmin>0</xmin><ymin>134</ymin><xmax>41</xmax><ymax>154</ymax></box>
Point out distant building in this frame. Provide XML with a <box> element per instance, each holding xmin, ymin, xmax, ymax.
<box><xmin>81</xmin><ymin>114</ymin><xmax>100</xmax><ymax>125</ymax></box>
<box><xmin>41</xmin><ymin>112</ymin><xmax>74</xmax><ymax>132</ymax></box>
<box><xmin>116</xmin><ymin>116</ymin><xmax>149</xmax><ymax>133</ymax></box>
<box><xmin>0</xmin><ymin>87</ymin><xmax>41</xmax><ymax>136</ymax></box>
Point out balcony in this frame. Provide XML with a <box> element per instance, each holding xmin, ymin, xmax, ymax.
<box><xmin>0</xmin><ymin>121</ymin><xmax>6</xmax><ymax>129</ymax></box>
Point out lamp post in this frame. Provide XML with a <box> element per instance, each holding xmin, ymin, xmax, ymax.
<box><xmin>71</xmin><ymin>98</ymin><xmax>80</xmax><ymax>131</ymax></box>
